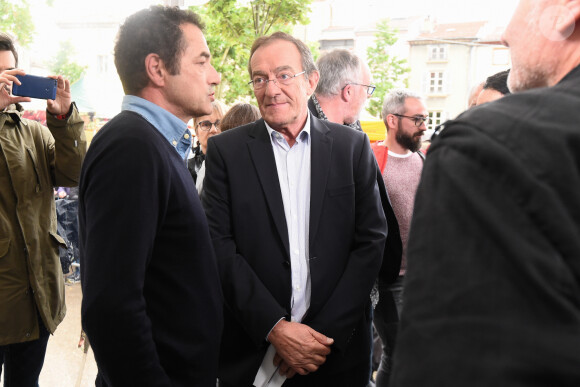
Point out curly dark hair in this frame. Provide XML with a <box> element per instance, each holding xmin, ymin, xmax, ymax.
<box><xmin>114</xmin><ymin>5</ymin><xmax>204</xmax><ymax>95</ymax></box>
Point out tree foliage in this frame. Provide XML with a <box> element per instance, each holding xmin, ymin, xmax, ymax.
<box><xmin>0</xmin><ymin>0</ymin><xmax>35</xmax><ymax>47</ymax></box>
<box><xmin>48</xmin><ymin>40</ymin><xmax>87</xmax><ymax>85</ymax></box>
<box><xmin>366</xmin><ymin>20</ymin><xmax>410</xmax><ymax>118</ymax></box>
<box><xmin>191</xmin><ymin>0</ymin><xmax>312</xmax><ymax>104</ymax></box>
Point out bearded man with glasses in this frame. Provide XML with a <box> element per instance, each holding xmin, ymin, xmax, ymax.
<box><xmin>202</xmin><ymin>31</ymin><xmax>398</xmax><ymax>386</ymax></box>
<box><xmin>370</xmin><ymin>88</ymin><xmax>428</xmax><ymax>387</ymax></box>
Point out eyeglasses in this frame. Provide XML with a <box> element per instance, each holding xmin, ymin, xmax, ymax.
<box><xmin>343</xmin><ymin>83</ymin><xmax>376</xmax><ymax>96</ymax></box>
<box><xmin>392</xmin><ymin>114</ymin><xmax>430</xmax><ymax>127</ymax></box>
<box><xmin>197</xmin><ymin>120</ymin><xmax>221</xmax><ymax>131</ymax></box>
<box><xmin>248</xmin><ymin>71</ymin><xmax>306</xmax><ymax>90</ymax></box>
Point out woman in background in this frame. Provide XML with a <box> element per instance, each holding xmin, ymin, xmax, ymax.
<box><xmin>195</xmin><ymin>103</ymin><xmax>260</xmax><ymax>195</ymax></box>
<box><xmin>188</xmin><ymin>100</ymin><xmax>225</xmax><ymax>184</ymax></box>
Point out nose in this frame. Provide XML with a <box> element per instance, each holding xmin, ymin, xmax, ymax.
<box><xmin>264</xmin><ymin>78</ymin><xmax>282</xmax><ymax>95</ymax></box>
<box><xmin>209</xmin><ymin>64</ymin><xmax>221</xmax><ymax>86</ymax></box>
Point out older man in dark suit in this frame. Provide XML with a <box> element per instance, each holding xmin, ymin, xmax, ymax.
<box><xmin>202</xmin><ymin>32</ymin><xmax>396</xmax><ymax>387</ymax></box>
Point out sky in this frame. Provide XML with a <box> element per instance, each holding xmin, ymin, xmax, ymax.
<box><xmin>377</xmin><ymin>0</ymin><xmax>519</xmax><ymax>24</ymax></box>
<box><xmin>31</xmin><ymin>0</ymin><xmax>521</xmax><ymax>28</ymax></box>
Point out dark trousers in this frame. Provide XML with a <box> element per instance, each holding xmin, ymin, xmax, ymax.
<box><xmin>0</xmin><ymin>319</ymin><xmax>50</xmax><ymax>387</ymax></box>
<box><xmin>373</xmin><ymin>276</ymin><xmax>404</xmax><ymax>387</ymax></box>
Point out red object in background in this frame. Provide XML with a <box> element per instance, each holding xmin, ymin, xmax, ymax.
<box><xmin>22</xmin><ymin>110</ymin><xmax>47</xmax><ymax>126</ymax></box>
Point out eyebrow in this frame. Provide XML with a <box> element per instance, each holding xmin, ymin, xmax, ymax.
<box><xmin>198</xmin><ymin>51</ymin><xmax>211</xmax><ymax>60</ymax></box>
<box><xmin>252</xmin><ymin>65</ymin><xmax>295</xmax><ymax>77</ymax></box>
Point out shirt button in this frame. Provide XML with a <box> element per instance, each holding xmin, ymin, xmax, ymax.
<box><xmin>295</xmin><ymin>285</ymin><xmax>301</xmax><ymax>291</ymax></box>
<box><xmin>184</xmin><ymin>134</ymin><xmax>190</xmax><ymax>139</ymax></box>
<box><xmin>172</xmin><ymin>140</ymin><xmax>178</xmax><ymax>146</ymax></box>
<box><xmin>25</xmin><ymin>332</ymin><xmax>31</xmax><ymax>338</ymax></box>
<box><xmin>294</xmin><ymin>249</ymin><xmax>299</xmax><ymax>255</ymax></box>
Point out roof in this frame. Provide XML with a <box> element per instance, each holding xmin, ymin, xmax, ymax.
<box><xmin>414</xmin><ymin>21</ymin><xmax>487</xmax><ymax>41</ymax></box>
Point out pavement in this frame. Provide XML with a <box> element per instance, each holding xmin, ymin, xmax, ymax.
<box><xmin>1</xmin><ymin>282</ymin><xmax>99</xmax><ymax>387</ymax></box>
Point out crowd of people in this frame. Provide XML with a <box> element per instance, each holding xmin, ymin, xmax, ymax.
<box><xmin>1</xmin><ymin>0</ymin><xmax>580</xmax><ymax>386</ymax></box>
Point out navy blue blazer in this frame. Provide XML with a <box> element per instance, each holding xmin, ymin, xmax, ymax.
<box><xmin>202</xmin><ymin>114</ymin><xmax>390</xmax><ymax>384</ymax></box>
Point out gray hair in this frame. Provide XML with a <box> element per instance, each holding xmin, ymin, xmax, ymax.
<box><xmin>315</xmin><ymin>49</ymin><xmax>362</xmax><ymax>96</ymax></box>
<box><xmin>381</xmin><ymin>88</ymin><xmax>423</xmax><ymax>119</ymax></box>
<box><xmin>249</xmin><ymin>32</ymin><xmax>317</xmax><ymax>80</ymax></box>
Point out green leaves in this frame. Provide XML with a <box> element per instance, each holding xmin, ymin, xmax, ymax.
<box><xmin>48</xmin><ymin>40</ymin><xmax>87</xmax><ymax>84</ymax></box>
<box><xmin>0</xmin><ymin>0</ymin><xmax>34</xmax><ymax>46</ymax></box>
<box><xmin>191</xmin><ymin>0</ymin><xmax>312</xmax><ymax>104</ymax></box>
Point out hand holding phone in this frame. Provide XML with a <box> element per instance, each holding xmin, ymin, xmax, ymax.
<box><xmin>0</xmin><ymin>68</ymin><xmax>31</xmax><ymax>110</ymax></box>
<box><xmin>46</xmin><ymin>76</ymin><xmax>72</xmax><ymax>117</ymax></box>
<box><xmin>12</xmin><ymin>74</ymin><xmax>58</xmax><ymax>100</ymax></box>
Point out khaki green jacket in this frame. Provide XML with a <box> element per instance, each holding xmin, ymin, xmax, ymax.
<box><xmin>0</xmin><ymin>103</ymin><xmax>86</xmax><ymax>345</ymax></box>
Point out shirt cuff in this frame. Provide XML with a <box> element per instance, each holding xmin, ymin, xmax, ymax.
<box><xmin>266</xmin><ymin>317</ymin><xmax>286</xmax><ymax>342</ymax></box>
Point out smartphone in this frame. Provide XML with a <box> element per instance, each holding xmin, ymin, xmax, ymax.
<box><xmin>12</xmin><ymin>74</ymin><xmax>57</xmax><ymax>100</ymax></box>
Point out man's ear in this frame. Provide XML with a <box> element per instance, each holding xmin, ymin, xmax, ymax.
<box><xmin>341</xmin><ymin>84</ymin><xmax>352</xmax><ymax>102</ymax></box>
<box><xmin>565</xmin><ymin>0</ymin><xmax>580</xmax><ymax>29</ymax></box>
<box><xmin>306</xmin><ymin>70</ymin><xmax>319</xmax><ymax>95</ymax></box>
<box><xmin>144</xmin><ymin>53</ymin><xmax>166</xmax><ymax>88</ymax></box>
<box><xmin>550</xmin><ymin>1</ymin><xmax>580</xmax><ymax>39</ymax></box>
<box><xmin>385</xmin><ymin>114</ymin><xmax>397</xmax><ymax>130</ymax></box>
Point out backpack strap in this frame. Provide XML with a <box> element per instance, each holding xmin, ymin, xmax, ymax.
<box><xmin>418</xmin><ymin>150</ymin><xmax>426</xmax><ymax>161</ymax></box>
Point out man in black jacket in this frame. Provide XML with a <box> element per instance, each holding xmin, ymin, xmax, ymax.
<box><xmin>391</xmin><ymin>1</ymin><xmax>580</xmax><ymax>386</ymax></box>
<box><xmin>203</xmin><ymin>32</ymin><xmax>394</xmax><ymax>386</ymax></box>
<box><xmin>79</xmin><ymin>6</ymin><xmax>223</xmax><ymax>386</ymax></box>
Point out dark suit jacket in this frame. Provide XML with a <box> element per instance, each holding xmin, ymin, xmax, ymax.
<box><xmin>79</xmin><ymin>111</ymin><xmax>223</xmax><ymax>387</ymax></box>
<box><xmin>308</xmin><ymin>97</ymin><xmax>402</xmax><ymax>285</ymax></box>
<box><xmin>202</xmin><ymin>114</ymin><xmax>388</xmax><ymax>385</ymax></box>
<box><xmin>392</xmin><ymin>65</ymin><xmax>580</xmax><ymax>386</ymax></box>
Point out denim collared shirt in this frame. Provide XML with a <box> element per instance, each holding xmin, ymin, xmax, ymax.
<box><xmin>121</xmin><ymin>95</ymin><xmax>192</xmax><ymax>159</ymax></box>
<box><xmin>265</xmin><ymin>114</ymin><xmax>312</xmax><ymax>323</ymax></box>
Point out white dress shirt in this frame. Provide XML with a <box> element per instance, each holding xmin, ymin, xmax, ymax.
<box><xmin>265</xmin><ymin>115</ymin><xmax>312</xmax><ymax>323</ymax></box>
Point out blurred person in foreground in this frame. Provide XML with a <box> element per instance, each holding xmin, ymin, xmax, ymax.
<box><xmin>202</xmin><ymin>31</ymin><xmax>390</xmax><ymax>386</ymax></box>
<box><xmin>78</xmin><ymin>6</ymin><xmax>223</xmax><ymax>386</ymax></box>
<box><xmin>391</xmin><ymin>1</ymin><xmax>580</xmax><ymax>386</ymax></box>
<box><xmin>0</xmin><ymin>32</ymin><xmax>86</xmax><ymax>386</ymax></box>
